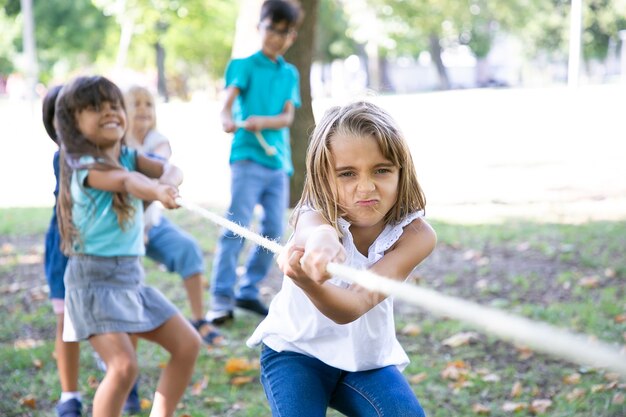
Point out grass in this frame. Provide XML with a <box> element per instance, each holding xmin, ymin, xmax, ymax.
<box><xmin>0</xmin><ymin>206</ymin><xmax>625</xmax><ymax>416</ymax></box>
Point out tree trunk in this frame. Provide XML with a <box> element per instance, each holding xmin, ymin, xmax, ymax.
<box><xmin>429</xmin><ymin>33</ymin><xmax>450</xmax><ymax>90</ymax></box>
<box><xmin>156</xmin><ymin>41</ymin><xmax>168</xmax><ymax>101</ymax></box>
<box><xmin>285</xmin><ymin>0</ymin><xmax>318</xmax><ymax>207</ymax></box>
<box><xmin>20</xmin><ymin>0</ymin><xmax>38</xmax><ymax>100</ymax></box>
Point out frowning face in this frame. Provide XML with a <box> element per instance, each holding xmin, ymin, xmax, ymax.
<box><xmin>331</xmin><ymin>133</ymin><xmax>399</xmax><ymax>236</ymax></box>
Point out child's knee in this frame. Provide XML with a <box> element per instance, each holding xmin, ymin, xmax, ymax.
<box><xmin>186</xmin><ymin>330</ymin><xmax>202</xmax><ymax>358</ymax></box>
<box><xmin>108</xmin><ymin>354</ymin><xmax>139</xmax><ymax>382</ymax></box>
<box><xmin>178</xmin><ymin>328</ymin><xmax>202</xmax><ymax>360</ymax></box>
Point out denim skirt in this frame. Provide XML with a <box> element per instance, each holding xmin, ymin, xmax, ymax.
<box><xmin>63</xmin><ymin>255</ymin><xmax>178</xmax><ymax>341</ymax></box>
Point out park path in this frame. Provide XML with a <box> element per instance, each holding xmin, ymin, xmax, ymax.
<box><xmin>1</xmin><ymin>85</ymin><xmax>625</xmax><ymax>223</ymax></box>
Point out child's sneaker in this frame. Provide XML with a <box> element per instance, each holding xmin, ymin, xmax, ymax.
<box><xmin>123</xmin><ymin>381</ymin><xmax>141</xmax><ymax>415</ymax></box>
<box><xmin>56</xmin><ymin>398</ymin><xmax>82</xmax><ymax>417</ymax></box>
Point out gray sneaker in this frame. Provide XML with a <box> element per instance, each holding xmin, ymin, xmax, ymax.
<box><xmin>205</xmin><ymin>309</ymin><xmax>234</xmax><ymax>325</ymax></box>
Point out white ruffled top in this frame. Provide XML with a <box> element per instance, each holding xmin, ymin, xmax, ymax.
<box><xmin>247</xmin><ymin>210</ymin><xmax>424</xmax><ymax>372</ymax></box>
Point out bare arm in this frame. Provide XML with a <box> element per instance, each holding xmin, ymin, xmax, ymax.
<box><xmin>220</xmin><ymin>86</ymin><xmax>239</xmax><ymax>133</ymax></box>
<box><xmin>85</xmin><ymin>168</ymin><xmax>179</xmax><ymax>209</ymax></box>
<box><xmin>243</xmin><ymin>100</ymin><xmax>295</xmax><ymax>131</ymax></box>
<box><xmin>150</xmin><ymin>141</ymin><xmax>172</xmax><ymax>160</ymax></box>
<box><xmin>282</xmin><ymin>217</ymin><xmax>436</xmax><ymax>324</ymax></box>
<box><xmin>135</xmin><ymin>153</ymin><xmax>183</xmax><ymax>187</ymax></box>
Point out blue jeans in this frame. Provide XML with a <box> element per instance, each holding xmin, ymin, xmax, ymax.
<box><xmin>260</xmin><ymin>345</ymin><xmax>426</xmax><ymax>417</ymax></box>
<box><xmin>210</xmin><ymin>161</ymin><xmax>288</xmax><ymax>311</ymax></box>
<box><xmin>146</xmin><ymin>217</ymin><xmax>205</xmax><ymax>279</ymax></box>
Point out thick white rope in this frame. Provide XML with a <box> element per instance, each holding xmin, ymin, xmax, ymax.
<box><xmin>234</xmin><ymin>122</ymin><xmax>278</xmax><ymax>156</ymax></box>
<box><xmin>177</xmin><ymin>198</ymin><xmax>626</xmax><ymax>378</ymax></box>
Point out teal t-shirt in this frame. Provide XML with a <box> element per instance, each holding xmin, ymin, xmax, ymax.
<box><xmin>225</xmin><ymin>51</ymin><xmax>301</xmax><ymax>175</ymax></box>
<box><xmin>70</xmin><ymin>146</ymin><xmax>144</xmax><ymax>256</ymax></box>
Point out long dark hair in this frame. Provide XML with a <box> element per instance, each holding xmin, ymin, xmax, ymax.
<box><xmin>55</xmin><ymin>75</ymin><xmax>134</xmax><ymax>254</ymax></box>
<box><xmin>42</xmin><ymin>85</ymin><xmax>63</xmax><ymax>143</ymax></box>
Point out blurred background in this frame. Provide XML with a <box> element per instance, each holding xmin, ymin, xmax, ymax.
<box><xmin>1</xmin><ymin>0</ymin><xmax>625</xmax><ymax>223</ymax></box>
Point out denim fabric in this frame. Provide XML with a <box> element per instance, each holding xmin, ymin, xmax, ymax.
<box><xmin>260</xmin><ymin>345</ymin><xmax>426</xmax><ymax>417</ymax></box>
<box><xmin>146</xmin><ymin>217</ymin><xmax>205</xmax><ymax>279</ymax></box>
<box><xmin>44</xmin><ymin>214</ymin><xmax>68</xmax><ymax>300</ymax></box>
<box><xmin>210</xmin><ymin>161</ymin><xmax>288</xmax><ymax>310</ymax></box>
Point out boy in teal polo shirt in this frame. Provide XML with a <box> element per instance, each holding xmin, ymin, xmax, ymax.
<box><xmin>208</xmin><ymin>0</ymin><xmax>302</xmax><ymax>324</ymax></box>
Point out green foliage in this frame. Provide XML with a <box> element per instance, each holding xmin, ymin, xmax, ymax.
<box><xmin>314</xmin><ymin>0</ymin><xmax>357</xmax><ymax>62</ymax></box>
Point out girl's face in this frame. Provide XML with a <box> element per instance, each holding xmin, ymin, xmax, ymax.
<box><xmin>129</xmin><ymin>91</ymin><xmax>155</xmax><ymax>132</ymax></box>
<box><xmin>76</xmin><ymin>100</ymin><xmax>126</xmax><ymax>148</ymax></box>
<box><xmin>331</xmin><ymin>133</ymin><xmax>399</xmax><ymax>233</ymax></box>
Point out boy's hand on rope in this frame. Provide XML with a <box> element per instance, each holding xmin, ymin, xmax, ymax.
<box><xmin>242</xmin><ymin>116</ymin><xmax>264</xmax><ymax>131</ymax></box>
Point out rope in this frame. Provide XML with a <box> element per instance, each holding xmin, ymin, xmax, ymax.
<box><xmin>176</xmin><ymin>198</ymin><xmax>626</xmax><ymax>378</ymax></box>
<box><xmin>234</xmin><ymin>122</ymin><xmax>278</xmax><ymax>156</ymax></box>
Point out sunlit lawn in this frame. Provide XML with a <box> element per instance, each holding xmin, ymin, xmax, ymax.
<box><xmin>1</xmin><ymin>86</ymin><xmax>625</xmax><ymax>416</ymax></box>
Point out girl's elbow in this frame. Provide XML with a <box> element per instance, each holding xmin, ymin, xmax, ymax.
<box><xmin>332</xmin><ymin>315</ymin><xmax>359</xmax><ymax>325</ymax></box>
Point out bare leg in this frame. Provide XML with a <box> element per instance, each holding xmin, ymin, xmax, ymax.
<box><xmin>55</xmin><ymin>313</ymin><xmax>80</xmax><ymax>393</ymax></box>
<box><xmin>139</xmin><ymin>314</ymin><xmax>200</xmax><ymax>417</ymax></box>
<box><xmin>90</xmin><ymin>333</ymin><xmax>138</xmax><ymax>417</ymax></box>
<box><xmin>183</xmin><ymin>273</ymin><xmax>204</xmax><ymax>321</ymax></box>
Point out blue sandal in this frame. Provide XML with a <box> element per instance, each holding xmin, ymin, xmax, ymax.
<box><xmin>191</xmin><ymin>319</ymin><xmax>225</xmax><ymax>346</ymax></box>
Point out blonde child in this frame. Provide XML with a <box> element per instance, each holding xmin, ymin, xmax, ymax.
<box><xmin>124</xmin><ymin>85</ymin><xmax>222</xmax><ymax>345</ymax></box>
<box><xmin>55</xmin><ymin>75</ymin><xmax>201</xmax><ymax>417</ymax></box>
<box><xmin>248</xmin><ymin>101</ymin><xmax>436</xmax><ymax>416</ymax></box>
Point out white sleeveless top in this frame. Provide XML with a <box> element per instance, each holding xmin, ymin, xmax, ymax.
<box><xmin>247</xmin><ymin>210</ymin><xmax>424</xmax><ymax>372</ymax></box>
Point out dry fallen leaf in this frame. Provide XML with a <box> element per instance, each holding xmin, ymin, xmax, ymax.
<box><xmin>472</xmin><ymin>403</ymin><xmax>491</xmax><ymax>414</ymax></box>
<box><xmin>32</xmin><ymin>359</ymin><xmax>43</xmax><ymax>369</ymax></box>
<box><xmin>14</xmin><ymin>338</ymin><xmax>44</xmax><ymax>350</ymax></box>
<box><xmin>482</xmin><ymin>373</ymin><xmax>501</xmax><ymax>383</ymax></box>
<box><xmin>501</xmin><ymin>401</ymin><xmax>527</xmax><ymax>412</ymax></box>
<box><xmin>515</xmin><ymin>345</ymin><xmax>534</xmax><ymax>360</ymax></box>
<box><xmin>408</xmin><ymin>372</ymin><xmax>427</xmax><ymax>384</ymax></box>
<box><xmin>604</xmin><ymin>372</ymin><xmax>620</xmax><ymax>382</ymax></box>
<box><xmin>565</xmin><ymin>388</ymin><xmax>586</xmax><ymax>402</ymax></box>
<box><xmin>529</xmin><ymin>399</ymin><xmax>552</xmax><ymax>414</ymax></box>
<box><xmin>87</xmin><ymin>375</ymin><xmax>100</xmax><ymax>389</ymax></box>
<box><xmin>1</xmin><ymin>243</ymin><xmax>15</xmax><ymax>254</ymax></box>
<box><xmin>224</xmin><ymin>358</ymin><xmax>255</xmax><ymax>374</ymax></box>
<box><xmin>463</xmin><ymin>249</ymin><xmax>480</xmax><ymax>261</ymax></box>
<box><xmin>604</xmin><ymin>267</ymin><xmax>616</xmax><ymax>278</ymax></box>
<box><xmin>191</xmin><ymin>375</ymin><xmax>209</xmax><ymax>396</ymax></box>
<box><xmin>590</xmin><ymin>384</ymin><xmax>606</xmax><ymax>393</ymax></box>
<box><xmin>578</xmin><ymin>276</ymin><xmax>600</xmax><ymax>288</ymax></box>
<box><xmin>140</xmin><ymin>398</ymin><xmax>151</xmax><ymax>410</ymax></box>
<box><xmin>230</xmin><ymin>375</ymin><xmax>254</xmax><ymax>386</ymax></box>
<box><xmin>440</xmin><ymin>360</ymin><xmax>469</xmax><ymax>381</ymax></box>
<box><xmin>613</xmin><ymin>313</ymin><xmax>626</xmax><ymax>323</ymax></box>
<box><xmin>400</xmin><ymin>323</ymin><xmax>422</xmax><ymax>336</ymax></box>
<box><xmin>442</xmin><ymin>332</ymin><xmax>478</xmax><ymax>348</ymax></box>
<box><xmin>612</xmin><ymin>393</ymin><xmax>624</xmax><ymax>405</ymax></box>
<box><xmin>19</xmin><ymin>395</ymin><xmax>37</xmax><ymax>409</ymax></box>
<box><xmin>562</xmin><ymin>372</ymin><xmax>581</xmax><ymax>385</ymax></box>
<box><xmin>510</xmin><ymin>381</ymin><xmax>523</xmax><ymax>398</ymax></box>
<box><xmin>203</xmin><ymin>396</ymin><xmax>227</xmax><ymax>405</ymax></box>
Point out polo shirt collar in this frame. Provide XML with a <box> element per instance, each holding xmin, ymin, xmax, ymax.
<box><xmin>254</xmin><ymin>50</ymin><xmax>285</xmax><ymax>67</ymax></box>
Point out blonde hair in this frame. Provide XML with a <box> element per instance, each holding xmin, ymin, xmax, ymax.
<box><xmin>124</xmin><ymin>86</ymin><xmax>156</xmax><ymax>148</ymax></box>
<box><xmin>294</xmin><ymin>101</ymin><xmax>426</xmax><ymax>233</ymax></box>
